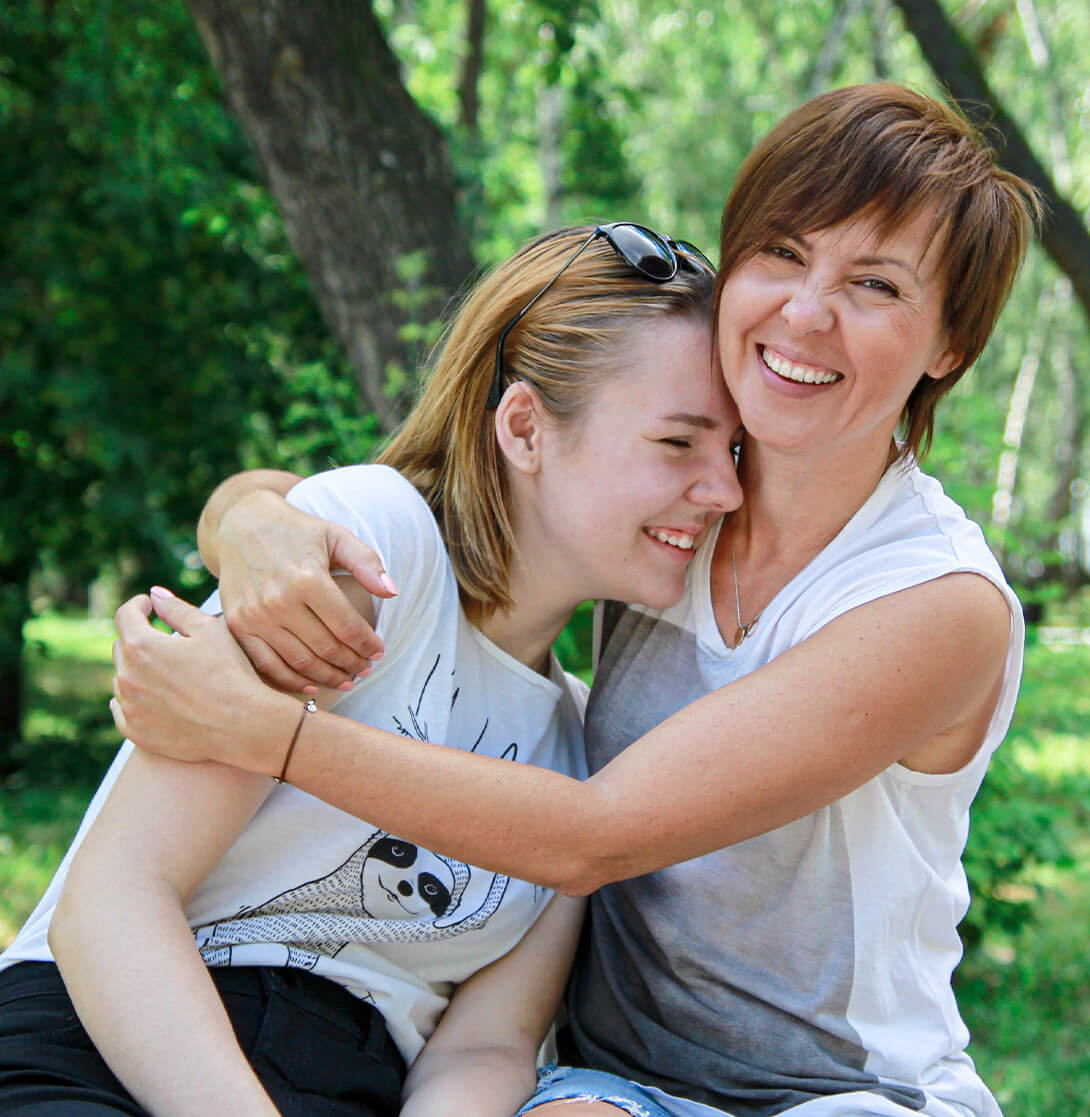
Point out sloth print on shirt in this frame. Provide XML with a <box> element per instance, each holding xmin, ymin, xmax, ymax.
<box><xmin>195</xmin><ymin>654</ymin><xmax>513</xmax><ymax>969</ymax></box>
<box><xmin>194</xmin><ymin>827</ymin><xmax>511</xmax><ymax>968</ymax></box>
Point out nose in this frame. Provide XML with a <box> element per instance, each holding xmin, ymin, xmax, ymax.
<box><xmin>691</xmin><ymin>447</ymin><xmax>743</xmax><ymax>514</ymax></box>
<box><xmin>782</xmin><ymin>277</ymin><xmax>834</xmax><ymax>334</ymax></box>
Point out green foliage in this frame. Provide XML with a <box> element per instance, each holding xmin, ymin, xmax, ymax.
<box><xmin>0</xmin><ymin>1</ymin><xmax>385</xmax><ymax>573</ymax></box>
<box><xmin>13</xmin><ymin>616</ymin><xmax>119</xmax><ymax>788</ymax></box>
<box><xmin>957</xmin><ymin>847</ymin><xmax>1090</xmax><ymax>1115</ymax></box>
<box><xmin>0</xmin><ymin>785</ymin><xmax>95</xmax><ymax>947</ymax></box>
<box><xmin>1</xmin><ymin>2</ymin><xmax>386</xmax><ymax>751</ymax></box>
<box><xmin>552</xmin><ymin>599</ymin><xmax>596</xmax><ymax>682</ymax></box>
<box><xmin>961</xmin><ymin>637</ymin><xmax>1090</xmax><ymax>949</ymax></box>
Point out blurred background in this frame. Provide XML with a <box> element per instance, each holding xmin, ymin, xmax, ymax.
<box><xmin>2</xmin><ymin>3</ymin><xmax>1087</xmax><ymax>1111</ymax></box>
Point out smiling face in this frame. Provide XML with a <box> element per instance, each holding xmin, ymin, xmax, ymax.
<box><xmin>716</xmin><ymin>208</ymin><xmax>958</xmax><ymax>463</ymax></box>
<box><xmin>526</xmin><ymin>314</ymin><xmax>744</xmax><ymax>611</ymax></box>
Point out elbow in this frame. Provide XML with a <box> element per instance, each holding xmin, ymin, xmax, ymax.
<box><xmin>48</xmin><ymin>888</ymin><xmax>81</xmax><ymax>969</ymax></box>
<box><xmin>49</xmin><ymin>857</ymin><xmax>106</xmax><ymax>971</ymax></box>
<box><xmin>550</xmin><ymin>861</ymin><xmax>607</xmax><ymax>898</ymax></box>
<box><xmin>545</xmin><ymin>844</ymin><xmax>624</xmax><ymax>898</ymax></box>
<box><xmin>543</xmin><ymin>785</ymin><xmax>633</xmax><ymax>897</ymax></box>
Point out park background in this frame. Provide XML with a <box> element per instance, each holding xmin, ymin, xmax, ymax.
<box><xmin>2</xmin><ymin>1</ymin><xmax>1088</xmax><ymax>1111</ymax></box>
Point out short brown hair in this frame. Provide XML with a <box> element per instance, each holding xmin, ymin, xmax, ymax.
<box><xmin>715</xmin><ymin>83</ymin><xmax>1042</xmax><ymax>457</ymax></box>
<box><xmin>378</xmin><ymin>226</ymin><xmax>715</xmax><ymax>620</ymax></box>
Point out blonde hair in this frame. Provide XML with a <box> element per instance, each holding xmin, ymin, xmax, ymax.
<box><xmin>378</xmin><ymin>226</ymin><xmax>714</xmax><ymax>620</ymax></box>
<box><xmin>715</xmin><ymin>83</ymin><xmax>1042</xmax><ymax>458</ymax></box>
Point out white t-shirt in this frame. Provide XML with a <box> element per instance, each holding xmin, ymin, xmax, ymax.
<box><xmin>570</xmin><ymin>459</ymin><xmax>1021</xmax><ymax>1117</ymax></box>
<box><xmin>3</xmin><ymin>465</ymin><xmax>589</xmax><ymax>1062</ymax></box>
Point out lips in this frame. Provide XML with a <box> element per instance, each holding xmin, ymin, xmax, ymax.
<box><xmin>759</xmin><ymin>344</ymin><xmax>842</xmax><ymax>385</ymax></box>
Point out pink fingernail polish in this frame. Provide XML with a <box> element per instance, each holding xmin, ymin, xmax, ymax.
<box><xmin>150</xmin><ymin>585</ymin><xmax>175</xmax><ymax>599</ymax></box>
<box><xmin>379</xmin><ymin>573</ymin><xmax>398</xmax><ymax>596</ymax></box>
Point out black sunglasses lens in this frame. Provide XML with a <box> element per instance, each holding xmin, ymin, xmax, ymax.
<box><xmin>672</xmin><ymin>240</ymin><xmax>715</xmax><ymax>272</ymax></box>
<box><xmin>606</xmin><ymin>224</ymin><xmax>676</xmax><ymax>280</ymax></box>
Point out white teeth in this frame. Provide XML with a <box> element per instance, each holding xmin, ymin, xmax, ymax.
<box><xmin>762</xmin><ymin>347</ymin><xmax>840</xmax><ymax>385</ymax></box>
<box><xmin>647</xmin><ymin>528</ymin><xmax>696</xmax><ymax>550</ymax></box>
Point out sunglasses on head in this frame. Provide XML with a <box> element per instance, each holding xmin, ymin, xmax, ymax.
<box><xmin>487</xmin><ymin>222</ymin><xmax>715</xmax><ymax>409</ymax></box>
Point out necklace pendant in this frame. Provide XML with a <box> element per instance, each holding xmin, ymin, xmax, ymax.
<box><xmin>733</xmin><ymin>619</ymin><xmax>758</xmax><ymax>645</ymax></box>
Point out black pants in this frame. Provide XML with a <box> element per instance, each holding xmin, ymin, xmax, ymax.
<box><xmin>0</xmin><ymin>962</ymin><xmax>405</xmax><ymax>1116</ymax></box>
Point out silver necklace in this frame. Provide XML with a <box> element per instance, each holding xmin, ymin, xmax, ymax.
<box><xmin>731</xmin><ymin>541</ymin><xmax>760</xmax><ymax>645</ymax></box>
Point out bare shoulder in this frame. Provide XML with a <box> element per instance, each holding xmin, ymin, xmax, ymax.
<box><xmin>883</xmin><ymin>570</ymin><xmax>1013</xmax><ymax>654</ymax></box>
<box><xmin>799</xmin><ymin>571</ymin><xmax>1012</xmax><ymax>775</ymax></box>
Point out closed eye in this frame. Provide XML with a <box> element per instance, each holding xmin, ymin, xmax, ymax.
<box><xmin>660</xmin><ymin>437</ymin><xmax>693</xmax><ymax>448</ymax></box>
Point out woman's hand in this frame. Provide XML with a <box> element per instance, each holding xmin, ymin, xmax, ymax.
<box><xmin>111</xmin><ymin>588</ymin><xmax>299</xmax><ymax>776</ymax></box>
<box><xmin>200</xmin><ymin>472</ymin><xmax>395</xmax><ymax>693</ymax></box>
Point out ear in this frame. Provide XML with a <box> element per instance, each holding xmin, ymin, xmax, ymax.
<box><xmin>494</xmin><ymin>381</ymin><xmax>546</xmax><ymax>475</ymax></box>
<box><xmin>923</xmin><ymin>338</ymin><xmax>962</xmax><ymax>382</ymax></box>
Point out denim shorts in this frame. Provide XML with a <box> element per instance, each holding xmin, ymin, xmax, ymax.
<box><xmin>516</xmin><ymin>1065</ymin><xmax>677</xmax><ymax>1117</ymax></box>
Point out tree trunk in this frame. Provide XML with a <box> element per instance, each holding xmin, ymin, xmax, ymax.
<box><xmin>186</xmin><ymin>0</ymin><xmax>477</xmax><ymax>430</ymax></box>
<box><xmin>804</xmin><ymin>0</ymin><xmax>868</xmax><ymax>96</ymax></box>
<box><xmin>0</xmin><ymin>565</ymin><xmax>31</xmax><ymax>769</ymax></box>
<box><xmin>871</xmin><ymin>0</ymin><xmax>893</xmax><ymax>79</ymax></box>
<box><xmin>990</xmin><ymin>283</ymin><xmax>1055</xmax><ymax>555</ymax></box>
<box><xmin>1042</xmin><ymin>283</ymin><xmax>1088</xmax><ymax>583</ymax></box>
<box><xmin>890</xmin><ymin>0</ymin><xmax>1090</xmax><ymax>330</ymax></box>
<box><xmin>538</xmin><ymin>83</ymin><xmax>565</xmax><ymax>230</ymax></box>
<box><xmin>458</xmin><ymin>0</ymin><xmax>487</xmax><ymax>134</ymax></box>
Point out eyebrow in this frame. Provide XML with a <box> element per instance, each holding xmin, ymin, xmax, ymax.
<box><xmin>853</xmin><ymin>254</ymin><xmax>919</xmax><ymax>278</ymax></box>
<box><xmin>661</xmin><ymin>412</ymin><xmax>721</xmax><ymax>429</ymax></box>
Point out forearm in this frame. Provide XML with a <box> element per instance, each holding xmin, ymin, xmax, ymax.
<box><xmin>197</xmin><ymin>469</ymin><xmax>301</xmax><ymax>576</ymax></box>
<box><xmin>400</xmin><ymin>1047</ymin><xmax>537</xmax><ymax>1117</ymax></box>
<box><xmin>266</xmin><ymin>703</ymin><xmax>609</xmax><ymax>894</ymax></box>
<box><xmin>51</xmin><ymin>874</ymin><xmax>280</xmax><ymax>1117</ymax></box>
<box><xmin>121</xmin><ymin>575</ymin><xmax>1010</xmax><ymax>896</ymax></box>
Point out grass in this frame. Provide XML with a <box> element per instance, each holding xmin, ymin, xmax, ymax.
<box><xmin>958</xmin><ymin>844</ymin><xmax>1090</xmax><ymax>1113</ymax></box>
<box><xmin>1</xmin><ymin>615</ymin><xmax>119</xmax><ymax>943</ymax></box>
<box><xmin>4</xmin><ymin>613</ymin><xmax>1089</xmax><ymax>1113</ymax></box>
<box><xmin>955</xmin><ymin>633</ymin><xmax>1090</xmax><ymax>1114</ymax></box>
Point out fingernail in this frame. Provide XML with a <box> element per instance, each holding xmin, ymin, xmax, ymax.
<box><xmin>354</xmin><ymin>667</ymin><xmax>372</xmax><ymax>682</ymax></box>
<box><xmin>369</xmin><ymin>650</ymin><xmax>385</xmax><ymax>662</ymax></box>
<box><xmin>150</xmin><ymin>585</ymin><xmax>175</xmax><ymax>599</ymax></box>
<box><xmin>338</xmin><ymin>679</ymin><xmax>355</xmax><ymax>691</ymax></box>
<box><xmin>379</xmin><ymin>573</ymin><xmax>398</xmax><ymax>596</ymax></box>
<box><xmin>302</xmin><ymin>685</ymin><xmax>319</xmax><ymax>695</ymax></box>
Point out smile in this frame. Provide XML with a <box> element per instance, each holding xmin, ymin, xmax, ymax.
<box><xmin>760</xmin><ymin>345</ymin><xmax>842</xmax><ymax>385</ymax></box>
<box><xmin>645</xmin><ymin>528</ymin><xmax>696</xmax><ymax>550</ymax></box>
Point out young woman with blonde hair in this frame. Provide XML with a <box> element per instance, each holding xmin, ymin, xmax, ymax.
<box><xmin>0</xmin><ymin>225</ymin><xmax>742</xmax><ymax>1117</ymax></box>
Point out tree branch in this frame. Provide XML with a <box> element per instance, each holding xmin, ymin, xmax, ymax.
<box><xmin>890</xmin><ymin>0</ymin><xmax>1090</xmax><ymax>328</ymax></box>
